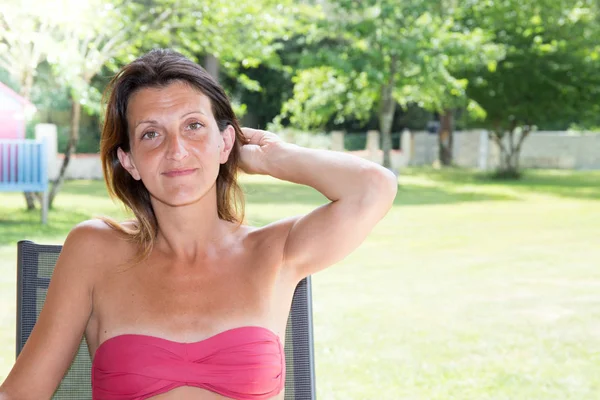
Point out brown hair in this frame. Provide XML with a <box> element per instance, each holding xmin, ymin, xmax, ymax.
<box><xmin>99</xmin><ymin>49</ymin><xmax>246</xmax><ymax>262</ymax></box>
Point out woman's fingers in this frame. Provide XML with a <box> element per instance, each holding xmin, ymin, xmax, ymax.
<box><xmin>241</xmin><ymin>127</ymin><xmax>283</xmax><ymax>148</ymax></box>
<box><xmin>241</xmin><ymin>127</ymin><xmax>265</xmax><ymax>145</ymax></box>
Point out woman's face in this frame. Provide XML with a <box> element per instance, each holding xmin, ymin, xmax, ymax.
<box><xmin>117</xmin><ymin>80</ymin><xmax>235</xmax><ymax>207</ymax></box>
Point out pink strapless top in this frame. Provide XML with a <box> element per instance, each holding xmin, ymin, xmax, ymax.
<box><xmin>92</xmin><ymin>326</ymin><xmax>285</xmax><ymax>400</ymax></box>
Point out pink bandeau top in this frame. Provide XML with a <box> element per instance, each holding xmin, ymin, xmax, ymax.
<box><xmin>91</xmin><ymin>326</ymin><xmax>285</xmax><ymax>400</ymax></box>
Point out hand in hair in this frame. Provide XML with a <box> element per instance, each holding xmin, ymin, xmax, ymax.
<box><xmin>239</xmin><ymin>127</ymin><xmax>284</xmax><ymax>175</ymax></box>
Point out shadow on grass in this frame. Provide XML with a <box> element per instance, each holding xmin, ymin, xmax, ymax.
<box><xmin>393</xmin><ymin>183</ymin><xmax>516</xmax><ymax>206</ymax></box>
<box><xmin>403</xmin><ymin>168</ymin><xmax>600</xmax><ymax>201</ymax></box>
<box><xmin>241</xmin><ymin>182</ymin><xmax>329</xmax><ymax>206</ymax></box>
<box><xmin>59</xmin><ymin>180</ymin><xmax>111</xmax><ymax>197</ymax></box>
<box><xmin>0</xmin><ymin>207</ymin><xmax>94</xmax><ymax>246</ymax></box>
<box><xmin>242</xmin><ymin>180</ymin><xmax>513</xmax><ymax>208</ymax></box>
<box><xmin>503</xmin><ymin>170</ymin><xmax>600</xmax><ymax>200</ymax></box>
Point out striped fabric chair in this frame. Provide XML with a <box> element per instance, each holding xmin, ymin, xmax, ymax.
<box><xmin>0</xmin><ymin>138</ymin><xmax>49</xmax><ymax>223</ymax></box>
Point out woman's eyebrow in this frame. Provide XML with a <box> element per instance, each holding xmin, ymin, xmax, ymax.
<box><xmin>134</xmin><ymin>111</ymin><xmax>207</xmax><ymax>129</ymax></box>
<box><xmin>135</xmin><ymin>119</ymin><xmax>157</xmax><ymax>128</ymax></box>
<box><xmin>180</xmin><ymin>110</ymin><xmax>207</xmax><ymax>118</ymax></box>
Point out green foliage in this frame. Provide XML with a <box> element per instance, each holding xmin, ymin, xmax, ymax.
<box><xmin>0</xmin><ymin>68</ymin><xmax>18</xmax><ymax>92</ymax></box>
<box><xmin>343</xmin><ymin>132</ymin><xmax>402</xmax><ymax>151</ymax></box>
<box><xmin>224</xmin><ymin>62</ymin><xmax>295</xmax><ymax>129</ymax></box>
<box><xmin>568</xmin><ymin>123</ymin><xmax>600</xmax><ymax>132</ymax></box>
<box><xmin>461</xmin><ymin>0</ymin><xmax>600</xmax><ymax>132</ymax></box>
<box><xmin>2</xmin><ymin>0</ymin><xmax>314</xmax><ymax>156</ymax></box>
<box><xmin>120</xmin><ymin>0</ymin><xmax>311</xmax><ymax>91</ymax></box>
<box><xmin>5</xmin><ymin>0</ymin><xmax>599</xmax><ymax>159</ymax></box>
<box><xmin>278</xmin><ymin>66</ymin><xmax>376</xmax><ymax>129</ymax></box>
<box><xmin>29</xmin><ymin>62</ymin><xmax>71</xmax><ymax>113</ymax></box>
<box><xmin>279</xmin><ymin>0</ymin><xmax>502</xmax><ymax>132</ymax></box>
<box><xmin>57</xmin><ymin>126</ymin><xmax>101</xmax><ymax>153</ymax></box>
<box><xmin>25</xmin><ymin>116</ymin><xmax>101</xmax><ymax>153</ymax></box>
<box><xmin>0</xmin><ymin>0</ymin><xmax>66</xmax><ymax>96</ymax></box>
<box><xmin>343</xmin><ymin>133</ymin><xmax>368</xmax><ymax>152</ymax></box>
<box><xmin>452</xmin><ymin>0</ymin><xmax>600</xmax><ymax>176</ymax></box>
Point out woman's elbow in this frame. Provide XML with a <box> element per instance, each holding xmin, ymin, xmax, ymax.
<box><xmin>358</xmin><ymin>166</ymin><xmax>398</xmax><ymax>209</ymax></box>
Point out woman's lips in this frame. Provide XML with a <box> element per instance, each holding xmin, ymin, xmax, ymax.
<box><xmin>162</xmin><ymin>168</ymin><xmax>197</xmax><ymax>177</ymax></box>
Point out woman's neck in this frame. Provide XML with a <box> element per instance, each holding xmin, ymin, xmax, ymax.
<box><xmin>150</xmin><ymin>188</ymin><xmax>238</xmax><ymax>264</ymax></box>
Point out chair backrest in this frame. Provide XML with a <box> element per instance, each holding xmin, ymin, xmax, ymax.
<box><xmin>0</xmin><ymin>139</ymin><xmax>48</xmax><ymax>191</ymax></box>
<box><xmin>17</xmin><ymin>240</ymin><xmax>316</xmax><ymax>399</ymax></box>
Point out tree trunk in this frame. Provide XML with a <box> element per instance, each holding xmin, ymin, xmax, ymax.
<box><xmin>379</xmin><ymin>55</ymin><xmax>397</xmax><ymax>170</ymax></box>
<box><xmin>23</xmin><ymin>191</ymin><xmax>36</xmax><ymax>210</ymax></box>
<box><xmin>20</xmin><ymin>71</ymin><xmax>37</xmax><ymax>209</ymax></box>
<box><xmin>438</xmin><ymin>109</ymin><xmax>454</xmax><ymax>166</ymax></box>
<box><xmin>49</xmin><ymin>97</ymin><xmax>81</xmax><ymax>206</ymax></box>
<box><xmin>499</xmin><ymin>150</ymin><xmax>520</xmax><ymax>178</ymax></box>
<box><xmin>492</xmin><ymin>126</ymin><xmax>528</xmax><ymax>179</ymax></box>
<box><xmin>205</xmin><ymin>54</ymin><xmax>220</xmax><ymax>82</ymax></box>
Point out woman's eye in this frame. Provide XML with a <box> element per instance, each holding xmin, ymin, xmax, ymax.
<box><xmin>142</xmin><ymin>131</ymin><xmax>158</xmax><ymax>140</ymax></box>
<box><xmin>188</xmin><ymin>122</ymin><xmax>203</xmax><ymax>130</ymax></box>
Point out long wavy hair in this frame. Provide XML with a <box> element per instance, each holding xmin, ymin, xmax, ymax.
<box><xmin>99</xmin><ymin>49</ymin><xmax>246</xmax><ymax>262</ymax></box>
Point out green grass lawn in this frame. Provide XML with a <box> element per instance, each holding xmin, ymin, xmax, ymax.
<box><xmin>1</xmin><ymin>168</ymin><xmax>600</xmax><ymax>399</ymax></box>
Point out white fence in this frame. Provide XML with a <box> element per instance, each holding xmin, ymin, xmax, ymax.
<box><xmin>53</xmin><ymin>153</ymin><xmax>104</xmax><ymax>180</ymax></box>
<box><xmin>34</xmin><ymin>124</ymin><xmax>600</xmax><ymax>181</ymax></box>
<box><xmin>410</xmin><ymin>130</ymin><xmax>600</xmax><ymax>170</ymax></box>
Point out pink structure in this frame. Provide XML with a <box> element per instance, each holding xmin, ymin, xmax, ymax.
<box><xmin>0</xmin><ymin>82</ymin><xmax>35</xmax><ymax>139</ymax></box>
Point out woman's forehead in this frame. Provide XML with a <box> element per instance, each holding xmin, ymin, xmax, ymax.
<box><xmin>127</xmin><ymin>82</ymin><xmax>213</xmax><ymax>122</ymax></box>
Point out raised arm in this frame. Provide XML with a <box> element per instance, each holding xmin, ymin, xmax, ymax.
<box><xmin>0</xmin><ymin>222</ymin><xmax>103</xmax><ymax>399</ymax></box>
<box><xmin>241</xmin><ymin>128</ymin><xmax>398</xmax><ymax>281</ymax></box>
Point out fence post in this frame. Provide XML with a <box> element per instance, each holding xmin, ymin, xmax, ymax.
<box><xmin>401</xmin><ymin>129</ymin><xmax>412</xmax><ymax>166</ymax></box>
<box><xmin>35</xmin><ymin>124</ymin><xmax>58</xmax><ymax>181</ymax></box>
<box><xmin>366</xmin><ymin>130</ymin><xmax>380</xmax><ymax>162</ymax></box>
<box><xmin>331</xmin><ymin>130</ymin><xmax>345</xmax><ymax>152</ymax></box>
<box><xmin>478</xmin><ymin>130</ymin><xmax>489</xmax><ymax>170</ymax></box>
<box><xmin>41</xmin><ymin>190</ymin><xmax>48</xmax><ymax>224</ymax></box>
<box><xmin>39</xmin><ymin>136</ymin><xmax>49</xmax><ymax>224</ymax></box>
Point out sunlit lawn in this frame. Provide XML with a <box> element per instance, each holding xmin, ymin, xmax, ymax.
<box><xmin>1</xmin><ymin>168</ymin><xmax>600</xmax><ymax>399</ymax></box>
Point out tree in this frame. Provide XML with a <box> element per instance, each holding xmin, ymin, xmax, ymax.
<box><xmin>46</xmin><ymin>0</ymin><xmax>174</xmax><ymax>206</ymax></box>
<box><xmin>401</xmin><ymin>18</ymin><xmax>503</xmax><ymax>165</ymax></box>
<box><xmin>129</xmin><ymin>0</ymin><xmax>310</xmax><ymax>105</ymax></box>
<box><xmin>50</xmin><ymin>0</ymin><xmax>310</xmax><ymax>206</ymax></box>
<box><xmin>0</xmin><ymin>0</ymin><xmax>158</xmax><ymax>207</ymax></box>
<box><xmin>278</xmin><ymin>0</ymin><xmax>499</xmax><ymax>170</ymax></box>
<box><xmin>418</xmin><ymin>1</ymin><xmax>503</xmax><ymax>166</ymax></box>
<box><xmin>0</xmin><ymin>0</ymin><xmax>65</xmax><ymax>209</ymax></box>
<box><xmin>461</xmin><ymin>0</ymin><xmax>600</xmax><ymax>177</ymax></box>
<box><xmin>3</xmin><ymin>0</ymin><xmax>308</xmax><ymax>209</ymax></box>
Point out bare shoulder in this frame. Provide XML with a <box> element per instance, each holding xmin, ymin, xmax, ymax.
<box><xmin>68</xmin><ymin>218</ymin><xmax>133</xmax><ymax>239</ymax></box>
<box><xmin>61</xmin><ymin>218</ymin><xmax>136</xmax><ymax>274</ymax></box>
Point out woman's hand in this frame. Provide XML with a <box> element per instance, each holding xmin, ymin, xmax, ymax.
<box><xmin>239</xmin><ymin>127</ymin><xmax>285</xmax><ymax>175</ymax></box>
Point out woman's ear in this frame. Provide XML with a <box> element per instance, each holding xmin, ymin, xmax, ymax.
<box><xmin>219</xmin><ymin>125</ymin><xmax>236</xmax><ymax>164</ymax></box>
<box><xmin>117</xmin><ymin>147</ymin><xmax>141</xmax><ymax>180</ymax></box>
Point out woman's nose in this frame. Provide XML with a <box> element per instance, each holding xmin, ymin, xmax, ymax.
<box><xmin>165</xmin><ymin>134</ymin><xmax>189</xmax><ymax>161</ymax></box>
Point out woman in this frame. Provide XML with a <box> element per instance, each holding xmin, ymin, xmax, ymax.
<box><xmin>0</xmin><ymin>49</ymin><xmax>397</xmax><ymax>400</ymax></box>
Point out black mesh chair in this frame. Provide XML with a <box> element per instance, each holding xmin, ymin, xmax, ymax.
<box><xmin>17</xmin><ymin>240</ymin><xmax>316</xmax><ymax>399</ymax></box>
